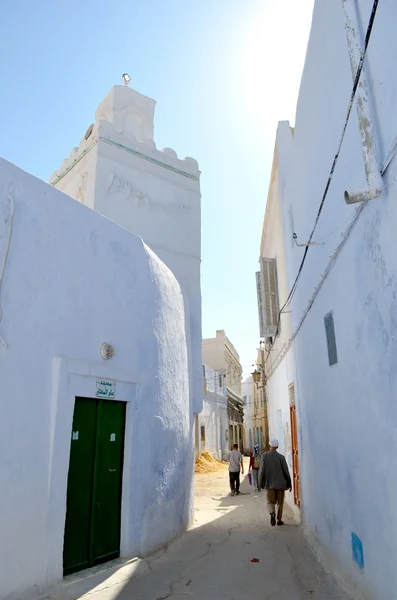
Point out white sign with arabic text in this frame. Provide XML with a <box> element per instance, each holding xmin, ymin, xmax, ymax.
<box><xmin>96</xmin><ymin>379</ymin><xmax>116</xmax><ymax>399</ymax></box>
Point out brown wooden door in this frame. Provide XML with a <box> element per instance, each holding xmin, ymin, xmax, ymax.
<box><xmin>289</xmin><ymin>387</ymin><xmax>301</xmax><ymax>508</ymax></box>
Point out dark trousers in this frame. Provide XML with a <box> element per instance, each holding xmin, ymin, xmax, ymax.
<box><xmin>229</xmin><ymin>470</ymin><xmax>240</xmax><ymax>492</ymax></box>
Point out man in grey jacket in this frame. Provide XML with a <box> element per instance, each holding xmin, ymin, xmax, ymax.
<box><xmin>259</xmin><ymin>439</ymin><xmax>292</xmax><ymax>526</ymax></box>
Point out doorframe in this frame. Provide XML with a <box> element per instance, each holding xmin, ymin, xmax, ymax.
<box><xmin>46</xmin><ymin>357</ymin><xmax>138</xmax><ymax>583</ymax></box>
<box><xmin>288</xmin><ymin>382</ymin><xmax>301</xmax><ymax>509</ymax></box>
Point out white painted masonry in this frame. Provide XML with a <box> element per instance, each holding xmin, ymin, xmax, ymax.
<box><xmin>264</xmin><ymin>2</ymin><xmax>397</xmax><ymax>598</ymax></box>
<box><xmin>50</xmin><ymin>85</ymin><xmax>202</xmax><ymax>416</ymax></box>
<box><xmin>241</xmin><ymin>376</ymin><xmax>255</xmax><ymax>452</ymax></box>
<box><xmin>0</xmin><ymin>159</ymin><xmax>191</xmax><ymax>600</ymax></box>
<box><xmin>202</xmin><ymin>331</ymin><xmax>244</xmax><ymax>450</ymax></box>
<box><xmin>202</xmin><ymin>330</ymin><xmax>242</xmax><ymax>398</ymax></box>
<box><xmin>200</xmin><ymin>365</ymin><xmax>228</xmax><ymax>459</ymax></box>
<box><xmin>259</xmin><ymin>123</ymin><xmax>299</xmax><ymax>519</ymax></box>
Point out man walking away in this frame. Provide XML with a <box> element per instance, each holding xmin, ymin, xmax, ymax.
<box><xmin>259</xmin><ymin>439</ymin><xmax>292</xmax><ymax>526</ymax></box>
<box><xmin>227</xmin><ymin>443</ymin><xmax>244</xmax><ymax>496</ymax></box>
<box><xmin>249</xmin><ymin>444</ymin><xmax>261</xmax><ymax>492</ymax></box>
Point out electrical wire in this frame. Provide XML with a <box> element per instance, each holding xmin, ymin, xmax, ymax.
<box><xmin>380</xmin><ymin>135</ymin><xmax>397</xmax><ymax>175</ymax></box>
<box><xmin>274</xmin><ymin>0</ymin><xmax>380</xmax><ymax>333</ymax></box>
<box><xmin>267</xmin><ymin>200</ymin><xmax>368</xmax><ymax>380</ymax></box>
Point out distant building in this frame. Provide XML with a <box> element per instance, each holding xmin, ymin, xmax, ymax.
<box><xmin>241</xmin><ymin>376</ymin><xmax>255</xmax><ymax>452</ymax></box>
<box><xmin>202</xmin><ymin>330</ymin><xmax>244</xmax><ymax>450</ymax></box>
<box><xmin>195</xmin><ymin>365</ymin><xmax>228</xmax><ymax>459</ymax></box>
<box><xmin>243</xmin><ymin>356</ymin><xmax>269</xmax><ymax>453</ymax></box>
<box><xmin>256</xmin><ymin>123</ymin><xmax>299</xmax><ymax>517</ymax></box>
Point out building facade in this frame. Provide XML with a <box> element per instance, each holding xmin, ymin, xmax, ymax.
<box><xmin>241</xmin><ymin>376</ymin><xmax>255</xmax><ymax>453</ymax></box>
<box><xmin>256</xmin><ymin>122</ymin><xmax>300</xmax><ymax>516</ymax></box>
<box><xmin>0</xmin><ymin>159</ymin><xmax>191</xmax><ymax>600</ymax></box>
<box><xmin>195</xmin><ymin>365</ymin><xmax>228</xmax><ymax>459</ymax></box>
<box><xmin>242</xmin><ymin>371</ymin><xmax>269</xmax><ymax>454</ymax></box>
<box><xmin>51</xmin><ymin>84</ymin><xmax>202</xmax><ymax>418</ymax></box>
<box><xmin>257</xmin><ymin>1</ymin><xmax>397</xmax><ymax>598</ymax></box>
<box><xmin>202</xmin><ymin>330</ymin><xmax>244</xmax><ymax>450</ymax></box>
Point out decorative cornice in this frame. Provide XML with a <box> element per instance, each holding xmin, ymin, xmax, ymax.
<box><xmin>100</xmin><ymin>137</ymin><xmax>199</xmax><ymax>181</ymax></box>
<box><xmin>49</xmin><ymin>119</ymin><xmax>200</xmax><ymax>187</ymax></box>
<box><xmin>50</xmin><ymin>141</ymin><xmax>97</xmax><ymax>186</ymax></box>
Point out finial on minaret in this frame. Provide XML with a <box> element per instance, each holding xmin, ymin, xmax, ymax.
<box><xmin>122</xmin><ymin>73</ymin><xmax>131</xmax><ymax>86</ymax></box>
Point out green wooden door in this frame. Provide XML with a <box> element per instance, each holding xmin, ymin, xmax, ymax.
<box><xmin>91</xmin><ymin>400</ymin><xmax>126</xmax><ymax>565</ymax></box>
<box><xmin>63</xmin><ymin>398</ymin><xmax>126</xmax><ymax>576</ymax></box>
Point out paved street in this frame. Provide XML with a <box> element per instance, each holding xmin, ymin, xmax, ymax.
<box><xmin>48</xmin><ymin>462</ymin><xmax>353</xmax><ymax>600</ymax></box>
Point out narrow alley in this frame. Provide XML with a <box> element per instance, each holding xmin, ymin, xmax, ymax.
<box><xmin>47</xmin><ymin>462</ymin><xmax>352</xmax><ymax>600</ymax></box>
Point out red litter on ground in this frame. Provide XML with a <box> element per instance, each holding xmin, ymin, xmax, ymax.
<box><xmin>250</xmin><ymin>558</ymin><xmax>260</xmax><ymax>563</ymax></box>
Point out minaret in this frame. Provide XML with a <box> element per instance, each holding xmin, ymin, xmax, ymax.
<box><xmin>50</xmin><ymin>81</ymin><xmax>202</xmax><ymax>415</ymax></box>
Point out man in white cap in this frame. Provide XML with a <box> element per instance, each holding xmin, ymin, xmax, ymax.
<box><xmin>259</xmin><ymin>439</ymin><xmax>292</xmax><ymax>526</ymax></box>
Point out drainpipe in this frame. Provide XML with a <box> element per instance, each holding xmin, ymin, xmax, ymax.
<box><xmin>341</xmin><ymin>0</ymin><xmax>383</xmax><ymax>204</ymax></box>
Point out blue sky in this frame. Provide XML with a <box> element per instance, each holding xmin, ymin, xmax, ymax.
<box><xmin>0</xmin><ymin>0</ymin><xmax>314</xmax><ymax>374</ymax></box>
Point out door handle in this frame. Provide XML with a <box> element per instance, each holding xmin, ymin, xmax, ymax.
<box><xmin>108</xmin><ymin>468</ymin><xmax>116</xmax><ymax>473</ymax></box>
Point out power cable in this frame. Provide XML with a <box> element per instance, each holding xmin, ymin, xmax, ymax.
<box><xmin>267</xmin><ymin>199</ymin><xmax>368</xmax><ymax>380</ymax></box>
<box><xmin>273</xmin><ymin>0</ymin><xmax>380</xmax><ymax>334</ymax></box>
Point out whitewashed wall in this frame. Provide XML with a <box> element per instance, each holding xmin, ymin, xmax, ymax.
<box><xmin>51</xmin><ymin>85</ymin><xmax>202</xmax><ymax>417</ymax></box>
<box><xmin>0</xmin><ymin>159</ymin><xmax>191</xmax><ymax>600</ymax></box>
<box><xmin>278</xmin><ymin>1</ymin><xmax>397</xmax><ymax>598</ymax></box>
<box><xmin>241</xmin><ymin>376</ymin><xmax>255</xmax><ymax>451</ymax></box>
<box><xmin>199</xmin><ymin>394</ymin><xmax>227</xmax><ymax>459</ymax></box>
<box><xmin>200</xmin><ymin>365</ymin><xmax>228</xmax><ymax>458</ymax></box>
<box><xmin>260</xmin><ymin>122</ymin><xmax>299</xmax><ymax>518</ymax></box>
<box><xmin>202</xmin><ymin>330</ymin><xmax>242</xmax><ymax>397</ymax></box>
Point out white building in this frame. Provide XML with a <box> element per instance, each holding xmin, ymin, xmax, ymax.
<box><xmin>256</xmin><ymin>122</ymin><xmax>299</xmax><ymax>517</ymax></box>
<box><xmin>0</xmin><ymin>159</ymin><xmax>192</xmax><ymax>600</ymax></box>
<box><xmin>196</xmin><ymin>365</ymin><xmax>228</xmax><ymax>459</ymax></box>
<box><xmin>241</xmin><ymin>376</ymin><xmax>255</xmax><ymax>452</ymax></box>
<box><xmin>202</xmin><ymin>330</ymin><xmax>244</xmax><ymax>450</ymax></box>
<box><xmin>258</xmin><ymin>1</ymin><xmax>397</xmax><ymax>598</ymax></box>
<box><xmin>50</xmin><ymin>84</ymin><xmax>202</xmax><ymax>418</ymax></box>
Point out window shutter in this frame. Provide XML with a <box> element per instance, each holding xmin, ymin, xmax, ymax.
<box><xmin>256</xmin><ymin>271</ymin><xmax>266</xmax><ymax>337</ymax></box>
<box><xmin>258</xmin><ymin>258</ymin><xmax>279</xmax><ymax>337</ymax></box>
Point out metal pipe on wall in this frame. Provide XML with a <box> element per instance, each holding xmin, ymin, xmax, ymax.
<box><xmin>341</xmin><ymin>0</ymin><xmax>383</xmax><ymax>204</ymax></box>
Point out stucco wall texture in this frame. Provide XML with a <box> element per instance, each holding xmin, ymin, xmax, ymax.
<box><xmin>277</xmin><ymin>1</ymin><xmax>397</xmax><ymax>598</ymax></box>
<box><xmin>0</xmin><ymin>159</ymin><xmax>192</xmax><ymax>600</ymax></box>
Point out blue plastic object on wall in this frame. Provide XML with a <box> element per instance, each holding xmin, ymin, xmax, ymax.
<box><xmin>351</xmin><ymin>532</ymin><xmax>364</xmax><ymax>569</ymax></box>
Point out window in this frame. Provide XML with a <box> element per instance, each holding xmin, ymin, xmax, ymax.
<box><xmin>324</xmin><ymin>311</ymin><xmax>338</xmax><ymax>366</ymax></box>
<box><xmin>219</xmin><ymin>374</ymin><xmax>222</xmax><ymax>388</ymax></box>
<box><xmin>200</xmin><ymin>425</ymin><xmax>206</xmax><ymax>443</ymax></box>
<box><xmin>256</xmin><ymin>257</ymin><xmax>280</xmax><ymax>338</ymax></box>
<box><xmin>243</xmin><ymin>395</ymin><xmax>247</xmax><ymax>405</ymax></box>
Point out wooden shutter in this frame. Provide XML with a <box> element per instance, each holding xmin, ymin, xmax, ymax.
<box><xmin>258</xmin><ymin>258</ymin><xmax>279</xmax><ymax>337</ymax></box>
<box><xmin>256</xmin><ymin>271</ymin><xmax>266</xmax><ymax>337</ymax></box>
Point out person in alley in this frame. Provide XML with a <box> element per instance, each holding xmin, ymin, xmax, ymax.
<box><xmin>259</xmin><ymin>438</ymin><xmax>292</xmax><ymax>526</ymax></box>
<box><xmin>227</xmin><ymin>443</ymin><xmax>244</xmax><ymax>496</ymax></box>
